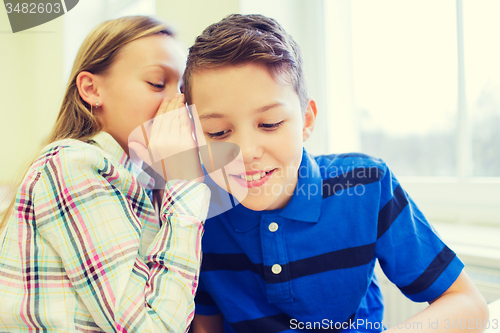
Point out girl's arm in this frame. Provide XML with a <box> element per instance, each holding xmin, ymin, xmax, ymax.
<box><xmin>34</xmin><ymin>146</ymin><xmax>210</xmax><ymax>332</ymax></box>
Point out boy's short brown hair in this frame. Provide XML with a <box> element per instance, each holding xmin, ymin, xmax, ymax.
<box><xmin>184</xmin><ymin>14</ymin><xmax>308</xmax><ymax>112</ymax></box>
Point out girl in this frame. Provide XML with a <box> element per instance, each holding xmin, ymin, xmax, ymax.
<box><xmin>0</xmin><ymin>16</ymin><xmax>209</xmax><ymax>332</ymax></box>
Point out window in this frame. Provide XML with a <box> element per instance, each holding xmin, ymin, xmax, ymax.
<box><xmin>239</xmin><ymin>0</ymin><xmax>500</xmax><ymax>225</ymax></box>
<box><xmin>351</xmin><ymin>0</ymin><xmax>458</xmax><ymax>177</ymax></box>
<box><xmin>463</xmin><ymin>0</ymin><xmax>500</xmax><ymax>177</ymax></box>
<box><xmin>324</xmin><ymin>0</ymin><xmax>500</xmax><ymax>225</ymax></box>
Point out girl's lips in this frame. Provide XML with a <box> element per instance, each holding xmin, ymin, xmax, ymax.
<box><xmin>230</xmin><ymin>169</ymin><xmax>276</xmax><ymax>188</ymax></box>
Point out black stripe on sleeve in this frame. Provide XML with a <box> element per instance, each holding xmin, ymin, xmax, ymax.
<box><xmin>231</xmin><ymin>312</ymin><xmax>357</xmax><ymax>333</ymax></box>
<box><xmin>337</xmin><ymin>153</ymin><xmax>373</xmax><ymax>159</ymax></box>
<box><xmin>322</xmin><ymin>167</ymin><xmax>383</xmax><ymax>199</ymax></box>
<box><xmin>194</xmin><ymin>290</ymin><xmax>217</xmax><ymax>306</ymax></box>
<box><xmin>377</xmin><ymin>184</ymin><xmax>409</xmax><ymax>239</ymax></box>
<box><xmin>399</xmin><ymin>246</ymin><xmax>456</xmax><ymax>296</ymax></box>
<box><xmin>230</xmin><ymin>313</ymin><xmax>292</xmax><ymax>333</ymax></box>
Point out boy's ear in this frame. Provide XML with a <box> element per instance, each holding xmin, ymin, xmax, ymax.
<box><xmin>76</xmin><ymin>71</ymin><xmax>103</xmax><ymax>110</ymax></box>
<box><xmin>302</xmin><ymin>98</ymin><xmax>317</xmax><ymax>142</ymax></box>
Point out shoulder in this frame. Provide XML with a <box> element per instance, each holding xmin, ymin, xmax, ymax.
<box><xmin>12</xmin><ymin>139</ymin><xmax>117</xmax><ymax>214</ymax></box>
<box><xmin>306</xmin><ymin>151</ymin><xmax>388</xmax><ymax>181</ymax></box>
<box><xmin>30</xmin><ymin>138</ymin><xmax>121</xmax><ymax>181</ymax></box>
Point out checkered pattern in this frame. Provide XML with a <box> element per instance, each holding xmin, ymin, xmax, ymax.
<box><xmin>0</xmin><ymin>132</ymin><xmax>210</xmax><ymax>332</ymax></box>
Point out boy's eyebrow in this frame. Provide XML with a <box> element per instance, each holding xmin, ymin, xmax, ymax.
<box><xmin>257</xmin><ymin>102</ymin><xmax>284</xmax><ymax>113</ymax></box>
<box><xmin>199</xmin><ymin>103</ymin><xmax>284</xmax><ymax>121</ymax></box>
<box><xmin>199</xmin><ymin>113</ymin><xmax>225</xmax><ymax>120</ymax></box>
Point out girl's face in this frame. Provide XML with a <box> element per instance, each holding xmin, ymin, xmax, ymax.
<box><xmin>97</xmin><ymin>34</ymin><xmax>186</xmax><ymax>154</ymax></box>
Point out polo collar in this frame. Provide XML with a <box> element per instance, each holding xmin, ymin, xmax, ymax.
<box><xmin>88</xmin><ymin>131</ymin><xmax>155</xmax><ymax>190</ymax></box>
<box><xmin>226</xmin><ymin>149</ymin><xmax>323</xmax><ymax>232</ymax></box>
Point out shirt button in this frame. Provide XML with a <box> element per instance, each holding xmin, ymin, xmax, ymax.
<box><xmin>268</xmin><ymin>222</ymin><xmax>279</xmax><ymax>232</ymax></box>
<box><xmin>271</xmin><ymin>264</ymin><xmax>282</xmax><ymax>274</ymax></box>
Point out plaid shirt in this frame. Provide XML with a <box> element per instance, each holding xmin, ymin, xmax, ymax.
<box><xmin>0</xmin><ymin>132</ymin><xmax>210</xmax><ymax>332</ymax></box>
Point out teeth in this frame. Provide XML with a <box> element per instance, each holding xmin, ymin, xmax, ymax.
<box><xmin>235</xmin><ymin>171</ymin><xmax>270</xmax><ymax>182</ymax></box>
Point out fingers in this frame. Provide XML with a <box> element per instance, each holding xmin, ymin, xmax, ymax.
<box><xmin>129</xmin><ymin>93</ymin><xmax>205</xmax><ymax>183</ymax></box>
<box><xmin>150</xmin><ymin>94</ymin><xmax>181</xmax><ymax>157</ymax></box>
<box><xmin>189</xmin><ymin>104</ymin><xmax>207</xmax><ymax>148</ymax></box>
<box><xmin>150</xmin><ymin>94</ymin><xmax>184</xmax><ymax>150</ymax></box>
<box><xmin>155</xmin><ymin>96</ymin><xmax>171</xmax><ymax>118</ymax></box>
<box><xmin>165</xmin><ymin>93</ymin><xmax>184</xmax><ymax>114</ymax></box>
<box><xmin>149</xmin><ymin>97</ymin><xmax>171</xmax><ymax>155</ymax></box>
<box><xmin>153</xmin><ymin>93</ymin><xmax>183</xmax><ymax>120</ymax></box>
<box><xmin>176</xmin><ymin>94</ymin><xmax>186</xmax><ymax>110</ymax></box>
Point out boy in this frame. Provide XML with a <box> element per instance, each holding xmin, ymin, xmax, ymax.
<box><xmin>184</xmin><ymin>14</ymin><xmax>488</xmax><ymax>333</ymax></box>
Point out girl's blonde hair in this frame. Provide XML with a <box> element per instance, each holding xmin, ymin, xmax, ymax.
<box><xmin>0</xmin><ymin>16</ymin><xmax>174</xmax><ymax>231</ymax></box>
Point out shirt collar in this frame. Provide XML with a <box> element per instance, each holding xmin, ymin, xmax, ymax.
<box><xmin>226</xmin><ymin>149</ymin><xmax>323</xmax><ymax>232</ymax></box>
<box><xmin>279</xmin><ymin>149</ymin><xmax>323</xmax><ymax>222</ymax></box>
<box><xmin>88</xmin><ymin>131</ymin><xmax>155</xmax><ymax>190</ymax></box>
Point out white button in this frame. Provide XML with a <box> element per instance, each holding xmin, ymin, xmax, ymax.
<box><xmin>271</xmin><ymin>264</ymin><xmax>282</xmax><ymax>274</ymax></box>
<box><xmin>268</xmin><ymin>222</ymin><xmax>279</xmax><ymax>232</ymax></box>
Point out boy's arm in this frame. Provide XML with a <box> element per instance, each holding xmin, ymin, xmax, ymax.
<box><xmin>385</xmin><ymin>271</ymin><xmax>489</xmax><ymax>333</ymax></box>
<box><xmin>189</xmin><ymin>314</ymin><xmax>224</xmax><ymax>333</ymax></box>
<box><xmin>375</xmin><ymin>164</ymin><xmax>488</xmax><ymax>332</ymax></box>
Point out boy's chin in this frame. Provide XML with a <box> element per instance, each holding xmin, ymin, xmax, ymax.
<box><xmin>238</xmin><ymin>195</ymin><xmax>281</xmax><ymax>211</ymax></box>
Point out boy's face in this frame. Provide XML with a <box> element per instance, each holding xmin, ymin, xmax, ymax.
<box><xmin>191</xmin><ymin>63</ymin><xmax>316</xmax><ymax>211</ymax></box>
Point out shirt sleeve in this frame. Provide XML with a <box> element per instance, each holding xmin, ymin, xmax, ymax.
<box><xmin>375</xmin><ymin>165</ymin><xmax>464</xmax><ymax>303</ymax></box>
<box><xmin>33</xmin><ymin>146</ymin><xmax>210</xmax><ymax>332</ymax></box>
<box><xmin>194</xmin><ymin>276</ymin><xmax>222</xmax><ymax>316</ymax></box>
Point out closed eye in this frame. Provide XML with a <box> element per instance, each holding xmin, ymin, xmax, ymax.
<box><xmin>207</xmin><ymin>129</ymin><xmax>230</xmax><ymax>139</ymax></box>
<box><xmin>148</xmin><ymin>82</ymin><xmax>165</xmax><ymax>89</ymax></box>
<box><xmin>259</xmin><ymin>121</ymin><xmax>284</xmax><ymax>130</ymax></box>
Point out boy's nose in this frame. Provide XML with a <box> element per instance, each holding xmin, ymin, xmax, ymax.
<box><xmin>236</xmin><ymin>133</ymin><xmax>263</xmax><ymax>163</ymax></box>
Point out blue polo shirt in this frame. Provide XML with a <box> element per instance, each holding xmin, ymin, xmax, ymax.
<box><xmin>195</xmin><ymin>149</ymin><xmax>464</xmax><ymax>333</ymax></box>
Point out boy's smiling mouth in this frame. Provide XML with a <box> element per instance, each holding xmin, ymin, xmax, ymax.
<box><xmin>230</xmin><ymin>169</ymin><xmax>276</xmax><ymax>188</ymax></box>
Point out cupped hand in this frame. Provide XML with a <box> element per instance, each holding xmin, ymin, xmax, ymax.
<box><xmin>128</xmin><ymin>93</ymin><xmax>206</xmax><ymax>184</ymax></box>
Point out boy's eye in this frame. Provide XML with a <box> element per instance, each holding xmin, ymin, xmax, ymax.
<box><xmin>207</xmin><ymin>129</ymin><xmax>230</xmax><ymax>139</ymax></box>
<box><xmin>148</xmin><ymin>82</ymin><xmax>165</xmax><ymax>89</ymax></box>
<box><xmin>259</xmin><ymin>121</ymin><xmax>284</xmax><ymax>129</ymax></box>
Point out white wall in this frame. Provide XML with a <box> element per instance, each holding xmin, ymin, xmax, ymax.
<box><xmin>0</xmin><ymin>10</ymin><xmax>64</xmax><ymax>185</ymax></box>
<box><xmin>156</xmin><ymin>0</ymin><xmax>239</xmax><ymax>48</ymax></box>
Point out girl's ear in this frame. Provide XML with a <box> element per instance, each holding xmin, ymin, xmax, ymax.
<box><xmin>76</xmin><ymin>71</ymin><xmax>102</xmax><ymax>109</ymax></box>
<box><xmin>302</xmin><ymin>98</ymin><xmax>317</xmax><ymax>142</ymax></box>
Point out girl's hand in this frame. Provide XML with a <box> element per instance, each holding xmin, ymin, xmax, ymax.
<box><xmin>128</xmin><ymin>94</ymin><xmax>206</xmax><ymax>183</ymax></box>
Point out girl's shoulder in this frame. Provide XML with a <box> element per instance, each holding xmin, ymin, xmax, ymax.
<box><xmin>29</xmin><ymin>138</ymin><xmax>113</xmax><ymax>176</ymax></box>
<box><xmin>10</xmin><ymin>138</ymin><xmax>116</xmax><ymax>211</ymax></box>
<box><xmin>20</xmin><ymin>134</ymin><xmax>144</xmax><ymax>196</ymax></box>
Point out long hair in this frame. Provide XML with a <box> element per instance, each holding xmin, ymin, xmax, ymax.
<box><xmin>0</xmin><ymin>16</ymin><xmax>174</xmax><ymax>231</ymax></box>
